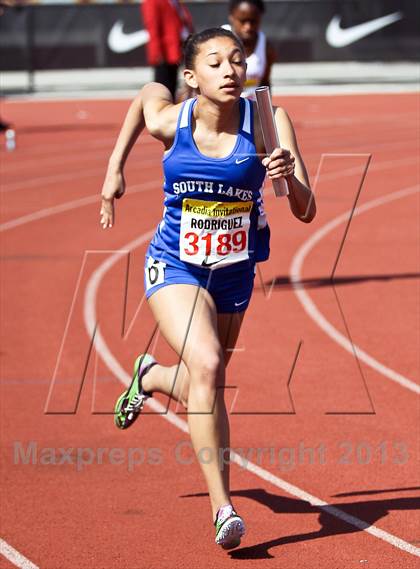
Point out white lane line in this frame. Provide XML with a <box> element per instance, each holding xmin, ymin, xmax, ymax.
<box><xmin>315</xmin><ymin>156</ymin><xmax>418</xmax><ymax>184</ymax></box>
<box><xmin>232</xmin><ymin>457</ymin><xmax>420</xmax><ymax>556</ymax></box>
<box><xmin>1</xmin><ymin>98</ymin><xmax>415</xmax><ymax>567</ymax></box>
<box><xmin>1</xmin><ymin>134</ymin><xmax>158</xmax><ymax>173</ymax></box>
<box><xmin>2</xmin><ymin>188</ymin><xmax>418</xmax><ymax>566</ymax></box>
<box><xmin>0</xmin><ymin>185</ymin><xmax>157</xmax><ymax>569</ymax></box>
<box><xmin>299</xmin><ymin>112</ymin><xmax>419</xmax><ymax>129</ymax></box>
<box><xmin>1</xmin><ymin>147</ymin><xmax>111</xmax><ymax>175</ymax></box>
<box><xmin>83</xmin><ymin>236</ymin><xmax>189</xmax><ymax>435</ymax></box>
<box><xmin>0</xmin><ymin>180</ymin><xmax>159</xmax><ymax>232</ymax></box>
<box><xmin>290</xmin><ymin>185</ymin><xmax>420</xmax><ymax>394</ymax></box>
<box><xmin>1</xmin><ymin>158</ymin><xmax>418</xmax><ymax>398</ymax></box>
<box><xmin>0</xmin><ymin>194</ymin><xmax>101</xmax><ymax>232</ymax></box>
<box><xmin>1</xmin><ymin>156</ymin><xmax>160</xmax><ymax>194</ymax></box>
<box><xmin>0</xmin><ymin>538</ymin><xmax>40</xmax><ymax>569</ymax></box>
<box><xmin>1</xmin><ymin>136</ymin><xmax>116</xmax><ymax>163</ymax></box>
<box><xmin>1</xmin><ymin>166</ymin><xmax>109</xmax><ymax>193</ymax></box>
<box><xmin>0</xmin><ymin>154</ymin><xmax>417</xmax><ymax>232</ymax></box>
<box><xmin>83</xmin><ymin>225</ymin><xmax>420</xmax><ymax>559</ymax></box>
<box><xmin>1</xmin><ymin>175</ymin><xmax>418</xmax><ymax>564</ymax></box>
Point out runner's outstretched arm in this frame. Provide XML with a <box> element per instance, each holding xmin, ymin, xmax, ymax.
<box><xmin>100</xmin><ymin>83</ymin><xmax>176</xmax><ymax>228</ymax></box>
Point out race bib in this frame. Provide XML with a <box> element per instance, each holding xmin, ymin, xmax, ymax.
<box><xmin>180</xmin><ymin>199</ymin><xmax>253</xmax><ymax>268</ymax></box>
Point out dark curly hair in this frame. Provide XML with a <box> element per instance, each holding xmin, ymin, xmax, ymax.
<box><xmin>229</xmin><ymin>0</ymin><xmax>265</xmax><ymax>14</ymax></box>
<box><xmin>183</xmin><ymin>27</ymin><xmax>245</xmax><ymax>69</ymax></box>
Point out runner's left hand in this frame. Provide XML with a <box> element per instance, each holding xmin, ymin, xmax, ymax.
<box><xmin>262</xmin><ymin>147</ymin><xmax>295</xmax><ymax>179</ymax></box>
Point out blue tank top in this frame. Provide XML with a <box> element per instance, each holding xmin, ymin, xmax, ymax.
<box><xmin>148</xmin><ymin>96</ymin><xmax>269</xmax><ymax>268</ymax></box>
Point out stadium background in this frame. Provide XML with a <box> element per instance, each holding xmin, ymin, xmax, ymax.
<box><xmin>1</xmin><ymin>0</ymin><xmax>418</xmax><ymax>75</ymax></box>
<box><xmin>0</xmin><ymin>2</ymin><xmax>419</xmax><ymax>568</ymax></box>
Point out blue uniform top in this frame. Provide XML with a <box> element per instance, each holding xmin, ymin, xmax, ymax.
<box><xmin>148</xmin><ymin>96</ymin><xmax>270</xmax><ymax>269</ymax></box>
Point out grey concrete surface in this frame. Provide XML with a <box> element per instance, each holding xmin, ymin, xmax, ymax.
<box><xmin>1</xmin><ymin>62</ymin><xmax>419</xmax><ymax>99</ymax></box>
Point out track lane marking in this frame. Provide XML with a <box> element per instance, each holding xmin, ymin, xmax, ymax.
<box><xmin>1</xmin><ymin>154</ymin><xmax>416</xmax><ymax>230</ymax></box>
<box><xmin>0</xmin><ymin>539</ymin><xmax>40</xmax><ymax>569</ymax></box>
<box><xmin>1</xmin><ymin>162</ymin><xmax>157</xmax><ymax>194</ymax></box>
<box><xmin>1</xmin><ymin>171</ymin><xmax>417</xmax><ymax>399</ymax></box>
<box><xmin>290</xmin><ymin>185</ymin><xmax>420</xmax><ymax>394</ymax></box>
<box><xmin>83</xmin><ymin>187</ymin><xmax>420</xmax><ymax>558</ymax></box>
<box><xmin>0</xmin><ymin>135</ymin><xmax>159</xmax><ymax>174</ymax></box>
<box><xmin>1</xmin><ymin>169</ymin><xmax>418</xmax><ymax>566</ymax></box>
<box><xmin>0</xmin><ymin>181</ymin><xmax>159</xmax><ymax>232</ymax></box>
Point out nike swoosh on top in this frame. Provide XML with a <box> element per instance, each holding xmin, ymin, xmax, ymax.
<box><xmin>108</xmin><ymin>21</ymin><xmax>150</xmax><ymax>54</ymax></box>
<box><xmin>326</xmin><ymin>11</ymin><xmax>403</xmax><ymax>48</ymax></box>
<box><xmin>235</xmin><ymin>157</ymin><xmax>250</xmax><ymax>164</ymax></box>
<box><xmin>234</xmin><ymin>299</ymin><xmax>248</xmax><ymax>307</ymax></box>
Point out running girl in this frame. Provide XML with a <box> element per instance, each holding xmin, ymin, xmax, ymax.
<box><xmin>100</xmin><ymin>27</ymin><xmax>315</xmax><ymax>550</ymax></box>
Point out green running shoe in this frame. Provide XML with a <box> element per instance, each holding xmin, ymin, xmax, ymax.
<box><xmin>114</xmin><ymin>354</ymin><xmax>156</xmax><ymax>430</ymax></box>
<box><xmin>214</xmin><ymin>504</ymin><xmax>245</xmax><ymax>550</ymax></box>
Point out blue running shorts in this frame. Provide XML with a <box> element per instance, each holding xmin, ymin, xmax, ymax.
<box><xmin>144</xmin><ymin>253</ymin><xmax>256</xmax><ymax>313</ymax></box>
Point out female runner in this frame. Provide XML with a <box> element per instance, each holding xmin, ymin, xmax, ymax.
<box><xmin>100</xmin><ymin>27</ymin><xmax>315</xmax><ymax>550</ymax></box>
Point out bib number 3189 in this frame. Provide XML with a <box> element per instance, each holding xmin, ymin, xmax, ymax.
<box><xmin>183</xmin><ymin>230</ymin><xmax>247</xmax><ymax>257</ymax></box>
<box><xmin>180</xmin><ymin>198</ymin><xmax>252</xmax><ymax>268</ymax></box>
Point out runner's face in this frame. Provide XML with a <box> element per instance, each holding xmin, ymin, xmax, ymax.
<box><xmin>186</xmin><ymin>37</ymin><xmax>246</xmax><ymax>101</ymax></box>
<box><xmin>229</xmin><ymin>2</ymin><xmax>261</xmax><ymax>43</ymax></box>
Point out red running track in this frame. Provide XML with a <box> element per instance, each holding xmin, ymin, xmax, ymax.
<box><xmin>0</xmin><ymin>93</ymin><xmax>419</xmax><ymax>568</ymax></box>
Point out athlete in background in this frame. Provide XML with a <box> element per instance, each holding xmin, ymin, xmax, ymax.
<box><xmin>141</xmin><ymin>0</ymin><xmax>194</xmax><ymax>99</ymax></box>
<box><xmin>224</xmin><ymin>0</ymin><xmax>276</xmax><ymax>99</ymax></box>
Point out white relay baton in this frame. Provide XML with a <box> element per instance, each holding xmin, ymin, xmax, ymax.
<box><xmin>255</xmin><ymin>86</ymin><xmax>289</xmax><ymax>197</ymax></box>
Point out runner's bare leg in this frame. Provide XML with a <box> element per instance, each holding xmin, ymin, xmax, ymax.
<box><xmin>144</xmin><ymin>284</ymin><xmax>245</xmax><ymax>520</ymax></box>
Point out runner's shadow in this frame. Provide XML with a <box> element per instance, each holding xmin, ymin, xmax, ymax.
<box><xmin>260</xmin><ymin>272</ymin><xmax>420</xmax><ymax>291</ymax></box>
<box><xmin>333</xmin><ymin>486</ymin><xmax>420</xmax><ymax>497</ymax></box>
<box><xmin>180</xmin><ymin>488</ymin><xmax>420</xmax><ymax>559</ymax></box>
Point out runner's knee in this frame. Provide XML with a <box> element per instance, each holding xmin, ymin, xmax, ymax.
<box><xmin>188</xmin><ymin>349</ymin><xmax>224</xmax><ymax>392</ymax></box>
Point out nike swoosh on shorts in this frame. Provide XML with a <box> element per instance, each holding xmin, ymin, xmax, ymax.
<box><xmin>326</xmin><ymin>11</ymin><xmax>403</xmax><ymax>48</ymax></box>
<box><xmin>108</xmin><ymin>21</ymin><xmax>150</xmax><ymax>54</ymax></box>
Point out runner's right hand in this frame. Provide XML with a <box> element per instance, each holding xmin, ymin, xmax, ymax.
<box><xmin>100</xmin><ymin>169</ymin><xmax>125</xmax><ymax>229</ymax></box>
